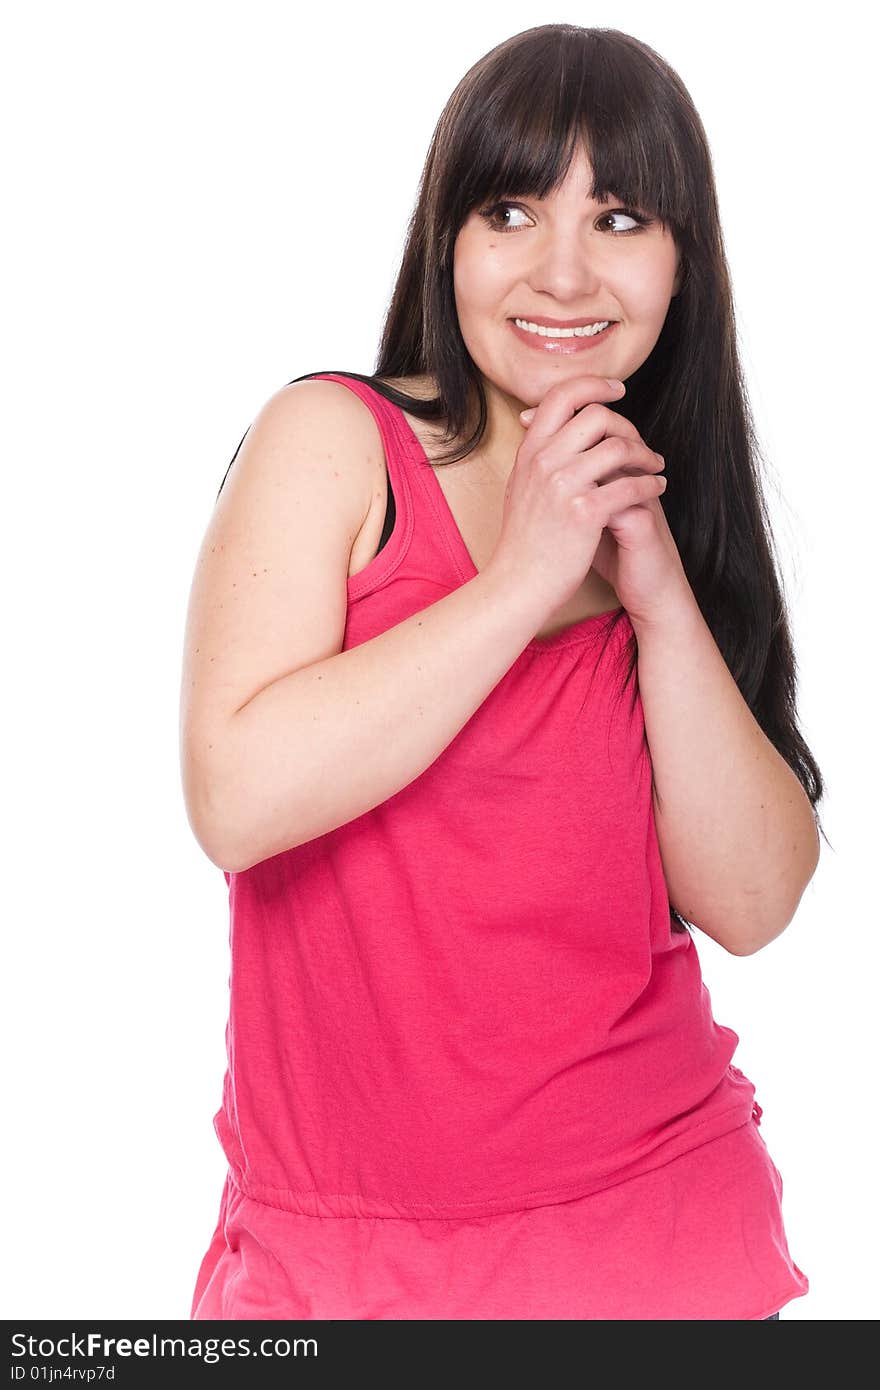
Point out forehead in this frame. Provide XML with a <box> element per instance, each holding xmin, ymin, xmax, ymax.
<box><xmin>550</xmin><ymin>159</ymin><xmax>615</xmax><ymax>200</ymax></box>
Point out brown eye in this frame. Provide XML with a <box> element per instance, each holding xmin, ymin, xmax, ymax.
<box><xmin>478</xmin><ymin>202</ymin><xmax>530</xmax><ymax>234</ymax></box>
<box><xmin>597</xmin><ymin>209</ymin><xmax>654</xmax><ymax>234</ymax></box>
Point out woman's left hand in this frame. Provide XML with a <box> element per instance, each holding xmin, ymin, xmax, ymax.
<box><xmin>590</xmin><ymin>481</ymin><xmax>694</xmax><ymax>630</ymax></box>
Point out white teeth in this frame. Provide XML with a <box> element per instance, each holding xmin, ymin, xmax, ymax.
<box><xmin>514</xmin><ymin>318</ymin><xmax>612</xmax><ymax>338</ymax></box>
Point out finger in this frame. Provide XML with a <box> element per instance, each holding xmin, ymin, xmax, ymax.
<box><xmin>519</xmin><ymin>374</ymin><xmax>626</xmax><ymax>444</ymax></box>
<box><xmin>597</xmin><ymin>472</ymin><xmax>668</xmax><ymax>517</ymax></box>
<box><xmin>556</xmin><ymin>400</ymin><xmax>642</xmax><ymax>453</ymax></box>
<box><xmin>582</xmin><ymin>437</ymin><xmax>664</xmax><ymax>483</ymax></box>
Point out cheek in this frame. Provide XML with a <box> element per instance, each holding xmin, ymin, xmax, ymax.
<box><xmin>454</xmin><ymin>237</ymin><xmax>509</xmax><ymax>313</ymax></box>
<box><xmin>622</xmin><ymin>260</ymin><xmax>677</xmax><ymax>316</ymax></box>
<box><xmin>455</xmin><ymin>269</ymin><xmax>500</xmax><ymax>328</ymax></box>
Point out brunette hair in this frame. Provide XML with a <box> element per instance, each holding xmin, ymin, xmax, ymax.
<box><xmin>219</xmin><ymin>24</ymin><xmax>828</xmax><ymax>927</ymax></box>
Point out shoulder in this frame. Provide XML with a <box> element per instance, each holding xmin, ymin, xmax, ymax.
<box><xmin>258</xmin><ymin>372</ymin><xmax>445</xmax><ymax>479</ymax></box>
<box><xmin>253</xmin><ymin>375</ymin><xmax>392</xmax><ymax>510</ymax></box>
<box><xmin>209</xmin><ymin>376</ymin><xmax>395</xmax><ymax>556</ymax></box>
<box><xmin>266</xmin><ymin>375</ymin><xmax>383</xmax><ymax>454</ymax></box>
<box><xmin>271</xmin><ymin>371</ymin><xmax>445</xmax><ymax>459</ymax></box>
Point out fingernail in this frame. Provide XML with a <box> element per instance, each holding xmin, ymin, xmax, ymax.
<box><xmin>606</xmin><ymin>378</ymin><xmax>625</xmax><ymax>390</ymax></box>
<box><xmin>520</xmin><ymin>408</ymin><xmax>536</xmax><ymax>421</ymax></box>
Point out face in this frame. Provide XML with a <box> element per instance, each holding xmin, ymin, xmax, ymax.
<box><xmin>452</xmin><ymin>145</ymin><xmax>682</xmax><ymax>442</ymax></box>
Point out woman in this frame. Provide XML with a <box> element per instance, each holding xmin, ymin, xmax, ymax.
<box><xmin>181</xmin><ymin>24</ymin><xmax>822</xmax><ymax>1319</ymax></box>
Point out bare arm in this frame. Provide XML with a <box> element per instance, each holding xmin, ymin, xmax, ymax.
<box><xmin>630</xmin><ymin>595</ymin><xmax>820</xmax><ymax>955</ymax></box>
<box><xmin>208</xmin><ymin>564</ymin><xmax>545</xmax><ymax>870</ymax></box>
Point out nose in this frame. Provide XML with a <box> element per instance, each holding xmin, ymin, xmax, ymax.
<box><xmin>526</xmin><ymin>227</ymin><xmax>606</xmax><ymax>301</ymax></box>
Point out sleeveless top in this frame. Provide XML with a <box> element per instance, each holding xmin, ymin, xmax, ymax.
<box><xmin>190</xmin><ymin>372</ymin><xmax>809</xmax><ymax>1319</ymax></box>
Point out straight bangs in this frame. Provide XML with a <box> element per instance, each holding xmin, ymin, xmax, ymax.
<box><xmin>434</xmin><ymin>27</ymin><xmax>698</xmax><ymax>262</ymax></box>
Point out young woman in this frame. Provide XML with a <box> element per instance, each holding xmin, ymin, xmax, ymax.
<box><xmin>180</xmin><ymin>24</ymin><xmax>822</xmax><ymax>1319</ymax></box>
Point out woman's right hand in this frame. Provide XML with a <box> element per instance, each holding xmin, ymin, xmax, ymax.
<box><xmin>487</xmin><ymin>374</ymin><xmax>667</xmax><ymax>617</ymax></box>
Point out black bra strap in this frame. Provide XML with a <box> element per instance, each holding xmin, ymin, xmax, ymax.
<box><xmin>376</xmin><ymin>460</ymin><xmax>396</xmax><ymax>554</ymax></box>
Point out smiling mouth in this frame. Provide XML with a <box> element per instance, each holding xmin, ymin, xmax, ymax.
<box><xmin>508</xmin><ymin>318</ymin><xmax>619</xmax><ymax>352</ymax></box>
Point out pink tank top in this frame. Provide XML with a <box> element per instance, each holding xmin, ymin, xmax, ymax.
<box><xmin>190</xmin><ymin>372</ymin><xmax>809</xmax><ymax>1319</ymax></box>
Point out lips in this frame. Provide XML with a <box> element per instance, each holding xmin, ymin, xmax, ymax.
<box><xmin>509</xmin><ymin>318</ymin><xmax>619</xmax><ymax>354</ymax></box>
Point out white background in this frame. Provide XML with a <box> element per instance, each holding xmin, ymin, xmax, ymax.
<box><xmin>3</xmin><ymin>0</ymin><xmax>876</xmax><ymax>1321</ymax></box>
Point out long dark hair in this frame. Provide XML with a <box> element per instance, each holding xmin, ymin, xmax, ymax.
<box><xmin>218</xmin><ymin>25</ymin><xmax>828</xmax><ymax>919</ymax></box>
